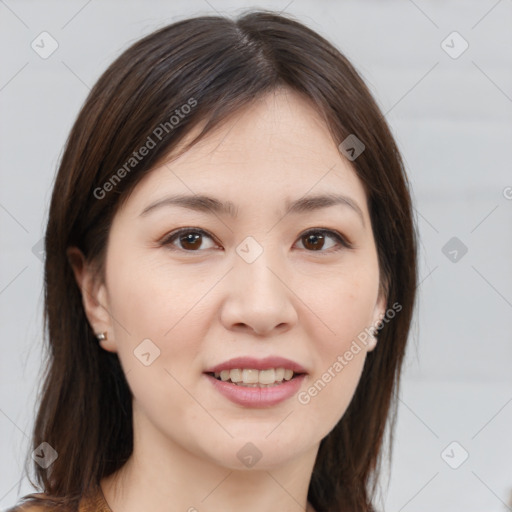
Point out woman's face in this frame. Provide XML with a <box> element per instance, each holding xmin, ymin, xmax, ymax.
<box><xmin>91</xmin><ymin>88</ymin><xmax>386</xmax><ymax>470</ymax></box>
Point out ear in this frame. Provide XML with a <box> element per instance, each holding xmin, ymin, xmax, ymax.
<box><xmin>367</xmin><ymin>287</ymin><xmax>388</xmax><ymax>352</ymax></box>
<box><xmin>66</xmin><ymin>246</ymin><xmax>117</xmax><ymax>353</ymax></box>
<box><xmin>372</xmin><ymin>289</ymin><xmax>387</xmax><ymax>325</ymax></box>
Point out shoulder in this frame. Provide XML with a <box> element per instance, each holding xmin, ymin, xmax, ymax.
<box><xmin>3</xmin><ymin>494</ymin><xmax>61</xmax><ymax>512</ymax></box>
<box><xmin>4</xmin><ymin>487</ymin><xmax>103</xmax><ymax>512</ymax></box>
<box><xmin>4</xmin><ymin>507</ymin><xmax>47</xmax><ymax>512</ymax></box>
<box><xmin>3</xmin><ymin>503</ymin><xmax>48</xmax><ymax>512</ymax></box>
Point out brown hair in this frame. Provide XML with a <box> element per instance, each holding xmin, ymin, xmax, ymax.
<box><xmin>14</xmin><ymin>9</ymin><xmax>417</xmax><ymax>512</ymax></box>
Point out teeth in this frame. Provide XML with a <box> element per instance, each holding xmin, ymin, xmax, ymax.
<box><xmin>229</xmin><ymin>368</ymin><xmax>242</xmax><ymax>383</ymax></box>
<box><xmin>213</xmin><ymin>367</ymin><xmax>298</xmax><ymax>386</ymax></box>
<box><xmin>259</xmin><ymin>369</ymin><xmax>275</xmax><ymax>385</ymax></box>
<box><xmin>242</xmin><ymin>368</ymin><xmax>259</xmax><ymax>384</ymax></box>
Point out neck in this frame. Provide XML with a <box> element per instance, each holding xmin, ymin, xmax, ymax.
<box><xmin>101</xmin><ymin>409</ymin><xmax>319</xmax><ymax>512</ymax></box>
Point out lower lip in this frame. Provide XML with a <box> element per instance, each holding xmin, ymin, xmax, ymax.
<box><xmin>205</xmin><ymin>373</ymin><xmax>306</xmax><ymax>407</ymax></box>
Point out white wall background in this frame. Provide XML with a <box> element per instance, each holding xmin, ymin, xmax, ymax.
<box><xmin>1</xmin><ymin>1</ymin><xmax>511</xmax><ymax>511</ymax></box>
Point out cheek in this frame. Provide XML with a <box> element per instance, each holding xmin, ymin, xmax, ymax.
<box><xmin>104</xmin><ymin>251</ymin><xmax>228</xmax><ymax>405</ymax></box>
<box><xmin>295</xmin><ymin>263</ymin><xmax>377</xmax><ymax>426</ymax></box>
<box><xmin>103</xmin><ymin>256</ymin><xmax>213</xmax><ymax>419</ymax></box>
<box><xmin>299</xmin><ymin>316</ymin><xmax>369</xmax><ymax>438</ymax></box>
<box><xmin>299</xmin><ymin>353</ymin><xmax>366</xmax><ymax>443</ymax></box>
<box><xmin>300</xmin><ymin>260</ymin><xmax>379</xmax><ymax>345</ymax></box>
<box><xmin>106</xmin><ymin>249</ymin><xmax>220</xmax><ymax>341</ymax></box>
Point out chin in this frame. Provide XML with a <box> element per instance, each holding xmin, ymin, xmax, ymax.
<box><xmin>200</xmin><ymin>434</ymin><xmax>313</xmax><ymax>472</ymax></box>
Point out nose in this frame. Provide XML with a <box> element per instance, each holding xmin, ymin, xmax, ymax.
<box><xmin>219</xmin><ymin>245</ymin><xmax>298</xmax><ymax>337</ymax></box>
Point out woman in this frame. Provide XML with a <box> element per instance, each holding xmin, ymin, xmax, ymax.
<box><xmin>8</xmin><ymin>9</ymin><xmax>417</xmax><ymax>512</ymax></box>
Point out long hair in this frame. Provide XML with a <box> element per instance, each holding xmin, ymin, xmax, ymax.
<box><xmin>14</xmin><ymin>10</ymin><xmax>417</xmax><ymax>512</ymax></box>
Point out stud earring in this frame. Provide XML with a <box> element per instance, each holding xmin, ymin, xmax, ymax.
<box><xmin>96</xmin><ymin>332</ymin><xmax>107</xmax><ymax>342</ymax></box>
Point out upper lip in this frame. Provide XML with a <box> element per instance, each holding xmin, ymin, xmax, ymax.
<box><xmin>204</xmin><ymin>356</ymin><xmax>308</xmax><ymax>374</ymax></box>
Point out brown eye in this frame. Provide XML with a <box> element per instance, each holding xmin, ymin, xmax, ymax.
<box><xmin>296</xmin><ymin>229</ymin><xmax>351</xmax><ymax>252</ymax></box>
<box><xmin>179</xmin><ymin>232</ymin><xmax>202</xmax><ymax>250</ymax></box>
<box><xmin>161</xmin><ymin>227</ymin><xmax>351</xmax><ymax>254</ymax></box>
<box><xmin>162</xmin><ymin>228</ymin><xmax>218</xmax><ymax>252</ymax></box>
<box><xmin>302</xmin><ymin>232</ymin><xmax>326</xmax><ymax>251</ymax></box>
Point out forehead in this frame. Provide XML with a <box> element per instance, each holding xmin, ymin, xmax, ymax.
<box><xmin>119</xmin><ymin>88</ymin><xmax>368</xmax><ymax>218</ymax></box>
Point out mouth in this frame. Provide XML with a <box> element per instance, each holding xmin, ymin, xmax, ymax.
<box><xmin>203</xmin><ymin>356</ymin><xmax>308</xmax><ymax>407</ymax></box>
<box><xmin>205</xmin><ymin>368</ymin><xmax>306</xmax><ymax>388</ymax></box>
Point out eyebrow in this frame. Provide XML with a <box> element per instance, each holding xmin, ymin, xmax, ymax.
<box><xmin>139</xmin><ymin>192</ymin><xmax>365</xmax><ymax>226</ymax></box>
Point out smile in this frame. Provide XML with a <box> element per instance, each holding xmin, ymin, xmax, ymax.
<box><xmin>209</xmin><ymin>367</ymin><xmax>299</xmax><ymax>387</ymax></box>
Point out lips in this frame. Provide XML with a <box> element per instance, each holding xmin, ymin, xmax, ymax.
<box><xmin>203</xmin><ymin>356</ymin><xmax>308</xmax><ymax>407</ymax></box>
<box><xmin>205</xmin><ymin>372</ymin><xmax>307</xmax><ymax>407</ymax></box>
<box><xmin>203</xmin><ymin>356</ymin><xmax>308</xmax><ymax>375</ymax></box>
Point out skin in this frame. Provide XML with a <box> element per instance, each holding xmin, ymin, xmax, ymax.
<box><xmin>69</xmin><ymin>87</ymin><xmax>386</xmax><ymax>512</ymax></box>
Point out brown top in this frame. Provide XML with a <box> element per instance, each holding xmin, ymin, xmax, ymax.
<box><xmin>5</xmin><ymin>485</ymin><xmax>112</xmax><ymax>512</ymax></box>
<box><xmin>78</xmin><ymin>486</ymin><xmax>112</xmax><ymax>512</ymax></box>
<box><xmin>9</xmin><ymin>487</ymin><xmax>317</xmax><ymax>511</ymax></box>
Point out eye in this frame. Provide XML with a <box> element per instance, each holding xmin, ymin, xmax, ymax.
<box><xmin>161</xmin><ymin>228</ymin><xmax>219</xmax><ymax>252</ymax></box>
<box><xmin>295</xmin><ymin>229</ymin><xmax>352</xmax><ymax>252</ymax></box>
<box><xmin>160</xmin><ymin>227</ymin><xmax>352</xmax><ymax>253</ymax></box>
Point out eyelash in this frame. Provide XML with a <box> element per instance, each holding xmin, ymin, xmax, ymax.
<box><xmin>159</xmin><ymin>227</ymin><xmax>353</xmax><ymax>254</ymax></box>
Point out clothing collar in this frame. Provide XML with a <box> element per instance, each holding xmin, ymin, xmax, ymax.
<box><xmin>78</xmin><ymin>484</ymin><xmax>113</xmax><ymax>512</ymax></box>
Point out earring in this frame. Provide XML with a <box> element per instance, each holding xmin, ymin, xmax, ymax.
<box><xmin>96</xmin><ymin>332</ymin><xmax>107</xmax><ymax>342</ymax></box>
